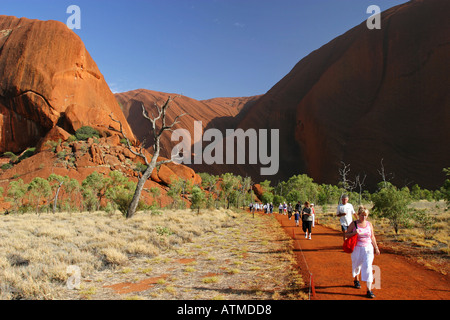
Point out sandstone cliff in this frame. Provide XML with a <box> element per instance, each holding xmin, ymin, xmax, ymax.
<box><xmin>0</xmin><ymin>15</ymin><xmax>134</xmax><ymax>153</ymax></box>
<box><xmin>235</xmin><ymin>0</ymin><xmax>450</xmax><ymax>190</ymax></box>
<box><xmin>0</xmin><ymin>16</ymin><xmax>200</xmax><ymax>209</ymax></box>
<box><xmin>115</xmin><ymin>89</ymin><xmax>261</xmax><ymax>174</ymax></box>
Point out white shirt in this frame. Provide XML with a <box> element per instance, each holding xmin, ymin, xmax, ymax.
<box><xmin>336</xmin><ymin>203</ymin><xmax>355</xmax><ymax>227</ymax></box>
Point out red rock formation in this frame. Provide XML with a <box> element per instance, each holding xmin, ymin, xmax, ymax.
<box><xmin>0</xmin><ymin>132</ymin><xmax>201</xmax><ymax>208</ymax></box>
<box><xmin>235</xmin><ymin>0</ymin><xmax>450</xmax><ymax>190</ymax></box>
<box><xmin>0</xmin><ymin>16</ymin><xmax>203</xmax><ymax>210</ymax></box>
<box><xmin>115</xmin><ymin>89</ymin><xmax>261</xmax><ymax>175</ymax></box>
<box><xmin>0</xmin><ymin>15</ymin><xmax>134</xmax><ymax>154</ymax></box>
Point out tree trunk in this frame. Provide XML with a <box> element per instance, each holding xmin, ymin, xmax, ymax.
<box><xmin>126</xmin><ymin>164</ymin><xmax>154</xmax><ymax>219</ymax></box>
<box><xmin>53</xmin><ymin>182</ymin><xmax>64</xmax><ymax>214</ymax></box>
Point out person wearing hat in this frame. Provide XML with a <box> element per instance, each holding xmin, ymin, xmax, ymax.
<box><xmin>337</xmin><ymin>194</ymin><xmax>356</xmax><ymax>241</ymax></box>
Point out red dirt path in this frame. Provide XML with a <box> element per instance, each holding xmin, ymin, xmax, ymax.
<box><xmin>273</xmin><ymin>213</ymin><xmax>450</xmax><ymax>300</ymax></box>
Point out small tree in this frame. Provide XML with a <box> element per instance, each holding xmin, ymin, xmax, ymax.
<box><xmin>372</xmin><ymin>182</ymin><xmax>412</xmax><ymax>234</ymax></box>
<box><xmin>28</xmin><ymin>177</ymin><xmax>51</xmax><ymax>215</ymax></box>
<box><xmin>106</xmin><ymin>172</ymin><xmax>145</xmax><ymax>216</ymax></box>
<box><xmin>82</xmin><ymin>172</ymin><xmax>110</xmax><ymax>211</ymax></box>
<box><xmin>199</xmin><ymin>172</ymin><xmax>219</xmax><ymax>208</ymax></box>
<box><xmin>65</xmin><ymin>178</ymin><xmax>82</xmax><ymax>213</ymax></box>
<box><xmin>7</xmin><ymin>179</ymin><xmax>28</xmax><ymax>213</ymax></box>
<box><xmin>411</xmin><ymin>209</ymin><xmax>438</xmax><ymax>240</ymax></box>
<box><xmin>259</xmin><ymin>179</ymin><xmax>274</xmax><ymax>205</ymax></box>
<box><xmin>167</xmin><ymin>177</ymin><xmax>190</xmax><ymax>209</ymax></box>
<box><xmin>220</xmin><ymin>173</ymin><xmax>241</xmax><ymax>209</ymax></box>
<box><xmin>48</xmin><ymin>174</ymin><xmax>69</xmax><ymax>214</ymax></box>
<box><xmin>190</xmin><ymin>186</ymin><xmax>206</xmax><ymax>214</ymax></box>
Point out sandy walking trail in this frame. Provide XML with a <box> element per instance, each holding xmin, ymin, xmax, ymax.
<box><xmin>273</xmin><ymin>213</ymin><xmax>450</xmax><ymax>300</ymax></box>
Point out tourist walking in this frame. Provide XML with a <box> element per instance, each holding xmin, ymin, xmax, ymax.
<box><xmin>345</xmin><ymin>206</ymin><xmax>380</xmax><ymax>298</ymax></box>
<box><xmin>295</xmin><ymin>201</ymin><xmax>301</xmax><ymax>213</ymax></box>
<box><xmin>301</xmin><ymin>201</ymin><xmax>313</xmax><ymax>239</ymax></box>
<box><xmin>336</xmin><ymin>194</ymin><xmax>356</xmax><ymax>241</ymax></box>
<box><xmin>287</xmin><ymin>203</ymin><xmax>293</xmax><ymax>220</ymax></box>
<box><xmin>294</xmin><ymin>210</ymin><xmax>300</xmax><ymax>227</ymax></box>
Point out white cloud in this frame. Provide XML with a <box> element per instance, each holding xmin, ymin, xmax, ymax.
<box><xmin>233</xmin><ymin>22</ymin><xmax>246</xmax><ymax>28</ymax></box>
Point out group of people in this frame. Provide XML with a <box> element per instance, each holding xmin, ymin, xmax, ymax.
<box><xmin>249</xmin><ymin>201</ymin><xmax>316</xmax><ymax>239</ymax></box>
<box><xmin>249</xmin><ymin>194</ymin><xmax>381</xmax><ymax>299</ymax></box>
<box><xmin>249</xmin><ymin>202</ymin><xmax>274</xmax><ymax>213</ymax></box>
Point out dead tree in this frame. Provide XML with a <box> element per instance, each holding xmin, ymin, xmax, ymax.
<box><xmin>338</xmin><ymin>161</ymin><xmax>355</xmax><ymax>203</ymax></box>
<box><xmin>110</xmin><ymin>96</ymin><xmax>186</xmax><ymax>218</ymax></box>
<box><xmin>355</xmin><ymin>173</ymin><xmax>367</xmax><ymax>206</ymax></box>
<box><xmin>378</xmin><ymin>158</ymin><xmax>394</xmax><ymax>189</ymax></box>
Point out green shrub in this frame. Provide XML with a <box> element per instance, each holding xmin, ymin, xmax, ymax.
<box><xmin>3</xmin><ymin>151</ymin><xmax>18</xmax><ymax>163</ymax></box>
<box><xmin>1</xmin><ymin>163</ymin><xmax>13</xmax><ymax>170</ymax></box>
<box><xmin>75</xmin><ymin>126</ymin><xmax>100</xmax><ymax>141</ymax></box>
<box><xmin>67</xmin><ymin>135</ymin><xmax>77</xmax><ymax>142</ymax></box>
<box><xmin>372</xmin><ymin>183</ymin><xmax>412</xmax><ymax>234</ymax></box>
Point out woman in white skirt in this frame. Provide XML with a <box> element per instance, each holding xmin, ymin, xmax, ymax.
<box><xmin>345</xmin><ymin>206</ymin><xmax>380</xmax><ymax>298</ymax></box>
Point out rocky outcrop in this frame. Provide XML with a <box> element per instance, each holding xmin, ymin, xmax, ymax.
<box><xmin>0</xmin><ymin>131</ymin><xmax>202</xmax><ymax>208</ymax></box>
<box><xmin>0</xmin><ymin>15</ymin><xmax>134</xmax><ymax>154</ymax></box>
<box><xmin>234</xmin><ymin>0</ymin><xmax>450</xmax><ymax>190</ymax></box>
<box><xmin>115</xmin><ymin>89</ymin><xmax>261</xmax><ymax>159</ymax></box>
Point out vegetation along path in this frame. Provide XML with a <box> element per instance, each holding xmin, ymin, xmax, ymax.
<box><xmin>273</xmin><ymin>213</ymin><xmax>450</xmax><ymax>300</ymax></box>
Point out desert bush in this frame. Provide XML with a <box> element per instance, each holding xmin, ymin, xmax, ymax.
<box><xmin>1</xmin><ymin>163</ymin><xmax>13</xmax><ymax>170</ymax></box>
<box><xmin>190</xmin><ymin>186</ymin><xmax>206</xmax><ymax>213</ymax></box>
<box><xmin>372</xmin><ymin>183</ymin><xmax>412</xmax><ymax>234</ymax></box>
<box><xmin>75</xmin><ymin>126</ymin><xmax>100</xmax><ymax>141</ymax></box>
<box><xmin>411</xmin><ymin>209</ymin><xmax>439</xmax><ymax>239</ymax></box>
<box><xmin>105</xmin><ymin>171</ymin><xmax>145</xmax><ymax>215</ymax></box>
<box><xmin>28</xmin><ymin>177</ymin><xmax>52</xmax><ymax>215</ymax></box>
<box><xmin>3</xmin><ymin>151</ymin><xmax>18</xmax><ymax>163</ymax></box>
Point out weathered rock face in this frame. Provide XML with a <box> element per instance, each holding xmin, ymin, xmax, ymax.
<box><xmin>115</xmin><ymin>89</ymin><xmax>261</xmax><ymax>173</ymax></box>
<box><xmin>235</xmin><ymin>0</ymin><xmax>450</xmax><ymax>190</ymax></box>
<box><xmin>0</xmin><ymin>131</ymin><xmax>201</xmax><ymax>210</ymax></box>
<box><xmin>0</xmin><ymin>15</ymin><xmax>134</xmax><ymax>154</ymax></box>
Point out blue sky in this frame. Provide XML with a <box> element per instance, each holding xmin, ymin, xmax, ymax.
<box><xmin>2</xmin><ymin>0</ymin><xmax>408</xmax><ymax>100</ymax></box>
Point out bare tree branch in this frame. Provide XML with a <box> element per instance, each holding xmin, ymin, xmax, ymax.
<box><xmin>355</xmin><ymin>173</ymin><xmax>367</xmax><ymax>205</ymax></box>
<box><xmin>378</xmin><ymin>158</ymin><xmax>394</xmax><ymax>188</ymax></box>
<box><xmin>339</xmin><ymin>161</ymin><xmax>355</xmax><ymax>194</ymax></box>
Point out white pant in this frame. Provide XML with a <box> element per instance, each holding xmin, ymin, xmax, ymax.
<box><xmin>351</xmin><ymin>245</ymin><xmax>374</xmax><ymax>283</ymax></box>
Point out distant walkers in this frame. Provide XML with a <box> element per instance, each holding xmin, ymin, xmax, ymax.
<box><xmin>287</xmin><ymin>203</ymin><xmax>293</xmax><ymax>220</ymax></box>
<box><xmin>301</xmin><ymin>201</ymin><xmax>313</xmax><ymax>240</ymax></box>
